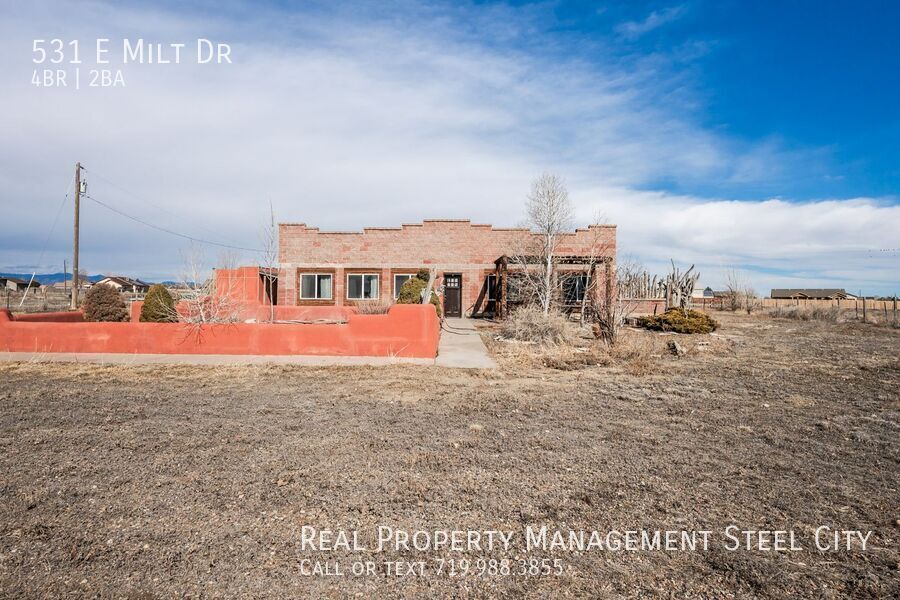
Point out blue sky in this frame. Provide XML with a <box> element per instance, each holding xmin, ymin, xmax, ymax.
<box><xmin>0</xmin><ymin>0</ymin><xmax>897</xmax><ymax>294</ymax></box>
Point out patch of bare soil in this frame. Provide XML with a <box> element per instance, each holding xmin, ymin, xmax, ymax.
<box><xmin>0</xmin><ymin>313</ymin><xmax>898</xmax><ymax>598</ymax></box>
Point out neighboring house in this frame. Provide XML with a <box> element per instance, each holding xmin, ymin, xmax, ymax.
<box><xmin>51</xmin><ymin>280</ymin><xmax>92</xmax><ymax>291</ymax></box>
<box><xmin>770</xmin><ymin>288</ymin><xmax>855</xmax><ymax>300</ymax></box>
<box><xmin>95</xmin><ymin>276</ymin><xmax>151</xmax><ymax>294</ymax></box>
<box><xmin>277</xmin><ymin>219</ymin><xmax>617</xmax><ymax>318</ymax></box>
<box><xmin>0</xmin><ymin>276</ymin><xmax>40</xmax><ymax>292</ymax></box>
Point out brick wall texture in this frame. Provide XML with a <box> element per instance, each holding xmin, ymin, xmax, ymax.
<box><xmin>278</xmin><ymin>219</ymin><xmax>616</xmax><ymax>316</ymax></box>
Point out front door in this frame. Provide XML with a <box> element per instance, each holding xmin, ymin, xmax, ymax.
<box><xmin>443</xmin><ymin>273</ymin><xmax>462</xmax><ymax>317</ymax></box>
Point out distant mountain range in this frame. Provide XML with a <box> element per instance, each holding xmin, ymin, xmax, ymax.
<box><xmin>0</xmin><ymin>272</ymin><xmax>179</xmax><ymax>286</ymax></box>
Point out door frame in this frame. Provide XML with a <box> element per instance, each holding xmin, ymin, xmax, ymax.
<box><xmin>443</xmin><ymin>272</ymin><xmax>463</xmax><ymax>317</ymax></box>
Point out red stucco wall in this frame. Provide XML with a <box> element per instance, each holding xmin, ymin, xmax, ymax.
<box><xmin>0</xmin><ymin>305</ymin><xmax>439</xmax><ymax>358</ymax></box>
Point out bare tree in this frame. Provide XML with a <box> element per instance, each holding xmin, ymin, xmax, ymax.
<box><xmin>576</xmin><ymin>211</ymin><xmax>613</xmax><ymax>326</ymax></box>
<box><xmin>512</xmin><ymin>173</ymin><xmax>574</xmax><ymax>316</ymax></box>
<box><xmin>260</xmin><ymin>200</ymin><xmax>278</xmax><ymax>323</ymax></box>
<box><xmin>174</xmin><ymin>245</ymin><xmax>245</xmax><ymax>326</ymax></box>
<box><xmin>724</xmin><ymin>269</ymin><xmax>757</xmax><ymax>313</ymax></box>
<box><xmin>594</xmin><ymin>256</ymin><xmax>641</xmax><ymax>346</ymax></box>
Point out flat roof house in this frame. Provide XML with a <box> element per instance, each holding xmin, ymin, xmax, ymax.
<box><xmin>278</xmin><ymin>219</ymin><xmax>616</xmax><ymax>318</ymax></box>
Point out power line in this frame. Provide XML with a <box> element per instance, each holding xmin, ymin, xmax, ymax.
<box><xmin>18</xmin><ymin>174</ymin><xmax>74</xmax><ymax>308</ymax></box>
<box><xmin>34</xmin><ymin>174</ymin><xmax>75</xmax><ymax>267</ymax></box>
<box><xmin>83</xmin><ymin>167</ymin><xmax>244</xmax><ymax>246</ymax></box>
<box><xmin>83</xmin><ymin>193</ymin><xmax>264</xmax><ymax>253</ymax></box>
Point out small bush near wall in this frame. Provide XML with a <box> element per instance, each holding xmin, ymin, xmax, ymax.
<box><xmin>82</xmin><ymin>284</ymin><xmax>129</xmax><ymax>322</ymax></box>
<box><xmin>637</xmin><ymin>309</ymin><xmax>718</xmax><ymax>334</ymax></box>
<box><xmin>140</xmin><ymin>284</ymin><xmax>177</xmax><ymax>322</ymax></box>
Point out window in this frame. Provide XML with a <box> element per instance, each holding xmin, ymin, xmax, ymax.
<box><xmin>347</xmin><ymin>273</ymin><xmax>379</xmax><ymax>300</ymax></box>
<box><xmin>506</xmin><ymin>273</ymin><xmax>526</xmax><ymax>303</ymax></box>
<box><xmin>394</xmin><ymin>273</ymin><xmax>414</xmax><ymax>298</ymax></box>
<box><xmin>300</xmin><ymin>273</ymin><xmax>332</xmax><ymax>300</ymax></box>
<box><xmin>562</xmin><ymin>274</ymin><xmax>590</xmax><ymax>305</ymax></box>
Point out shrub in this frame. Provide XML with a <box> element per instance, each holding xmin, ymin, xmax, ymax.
<box><xmin>637</xmin><ymin>308</ymin><xmax>719</xmax><ymax>334</ymax></box>
<box><xmin>397</xmin><ymin>277</ymin><xmax>441</xmax><ymax>317</ymax></box>
<box><xmin>140</xmin><ymin>284</ymin><xmax>176</xmax><ymax>322</ymax></box>
<box><xmin>140</xmin><ymin>284</ymin><xmax>177</xmax><ymax>322</ymax></box>
<box><xmin>500</xmin><ymin>305</ymin><xmax>575</xmax><ymax>345</ymax></box>
<box><xmin>82</xmin><ymin>283</ymin><xmax>129</xmax><ymax>322</ymax></box>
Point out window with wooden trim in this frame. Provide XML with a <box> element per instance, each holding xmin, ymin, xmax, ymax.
<box><xmin>300</xmin><ymin>273</ymin><xmax>332</xmax><ymax>300</ymax></box>
<box><xmin>393</xmin><ymin>273</ymin><xmax>415</xmax><ymax>298</ymax></box>
<box><xmin>347</xmin><ymin>273</ymin><xmax>379</xmax><ymax>300</ymax></box>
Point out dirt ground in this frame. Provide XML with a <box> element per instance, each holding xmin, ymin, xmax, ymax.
<box><xmin>0</xmin><ymin>312</ymin><xmax>897</xmax><ymax>598</ymax></box>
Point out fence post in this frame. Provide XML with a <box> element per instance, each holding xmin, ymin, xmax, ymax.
<box><xmin>862</xmin><ymin>296</ymin><xmax>867</xmax><ymax>323</ymax></box>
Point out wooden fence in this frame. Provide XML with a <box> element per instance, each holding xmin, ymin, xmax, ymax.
<box><xmin>758</xmin><ymin>298</ymin><xmax>896</xmax><ymax>311</ymax></box>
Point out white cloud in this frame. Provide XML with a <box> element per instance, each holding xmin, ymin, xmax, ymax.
<box><xmin>575</xmin><ymin>188</ymin><xmax>900</xmax><ymax>293</ymax></box>
<box><xmin>615</xmin><ymin>5</ymin><xmax>687</xmax><ymax>40</ymax></box>
<box><xmin>0</xmin><ymin>1</ymin><xmax>896</xmax><ymax>294</ymax></box>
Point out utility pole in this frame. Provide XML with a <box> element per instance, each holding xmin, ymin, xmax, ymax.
<box><xmin>63</xmin><ymin>259</ymin><xmax>67</xmax><ymax>295</ymax></box>
<box><xmin>71</xmin><ymin>162</ymin><xmax>82</xmax><ymax>310</ymax></box>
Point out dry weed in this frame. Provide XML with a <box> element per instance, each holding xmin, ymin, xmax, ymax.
<box><xmin>499</xmin><ymin>306</ymin><xmax>576</xmax><ymax>345</ymax></box>
<box><xmin>610</xmin><ymin>331</ymin><xmax>663</xmax><ymax>376</ymax></box>
<box><xmin>354</xmin><ymin>300</ymin><xmax>392</xmax><ymax>314</ymax></box>
<box><xmin>766</xmin><ymin>305</ymin><xmax>840</xmax><ymax>322</ymax></box>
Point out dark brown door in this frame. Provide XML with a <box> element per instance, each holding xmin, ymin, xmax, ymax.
<box><xmin>443</xmin><ymin>273</ymin><xmax>462</xmax><ymax>317</ymax></box>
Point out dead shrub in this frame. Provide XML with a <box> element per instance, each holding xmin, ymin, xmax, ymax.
<box><xmin>500</xmin><ymin>305</ymin><xmax>576</xmax><ymax>345</ymax></box>
<box><xmin>610</xmin><ymin>332</ymin><xmax>661</xmax><ymax>376</ymax></box>
<box><xmin>354</xmin><ymin>300</ymin><xmax>392</xmax><ymax>315</ymax></box>
<box><xmin>766</xmin><ymin>305</ymin><xmax>840</xmax><ymax>322</ymax></box>
<box><xmin>637</xmin><ymin>309</ymin><xmax>719</xmax><ymax>334</ymax></box>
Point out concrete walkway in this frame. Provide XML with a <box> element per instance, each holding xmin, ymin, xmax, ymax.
<box><xmin>435</xmin><ymin>318</ymin><xmax>498</xmax><ymax>369</ymax></box>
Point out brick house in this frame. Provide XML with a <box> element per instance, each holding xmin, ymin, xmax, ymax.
<box><xmin>277</xmin><ymin>219</ymin><xmax>616</xmax><ymax>318</ymax></box>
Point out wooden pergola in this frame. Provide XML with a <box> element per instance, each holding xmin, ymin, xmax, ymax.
<box><xmin>483</xmin><ymin>254</ymin><xmax>613</xmax><ymax>319</ymax></box>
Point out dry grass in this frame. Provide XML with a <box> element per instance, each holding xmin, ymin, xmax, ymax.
<box><xmin>353</xmin><ymin>299</ymin><xmax>393</xmax><ymax>314</ymax></box>
<box><xmin>766</xmin><ymin>305</ymin><xmax>841</xmax><ymax>322</ymax></box>
<box><xmin>609</xmin><ymin>330</ymin><xmax>665</xmax><ymax>375</ymax></box>
<box><xmin>2</xmin><ymin>311</ymin><xmax>898</xmax><ymax>598</ymax></box>
<box><xmin>499</xmin><ymin>305</ymin><xmax>577</xmax><ymax>345</ymax></box>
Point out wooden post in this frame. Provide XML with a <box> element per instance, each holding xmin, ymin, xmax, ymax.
<box><xmin>71</xmin><ymin>162</ymin><xmax>82</xmax><ymax>310</ymax></box>
<box><xmin>862</xmin><ymin>296</ymin><xmax>867</xmax><ymax>323</ymax></box>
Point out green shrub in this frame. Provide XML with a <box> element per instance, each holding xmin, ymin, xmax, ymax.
<box><xmin>140</xmin><ymin>284</ymin><xmax>177</xmax><ymax>322</ymax></box>
<box><xmin>637</xmin><ymin>309</ymin><xmax>719</xmax><ymax>334</ymax></box>
<box><xmin>82</xmin><ymin>283</ymin><xmax>129</xmax><ymax>322</ymax></box>
<box><xmin>397</xmin><ymin>277</ymin><xmax>441</xmax><ymax>317</ymax></box>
